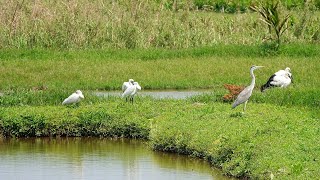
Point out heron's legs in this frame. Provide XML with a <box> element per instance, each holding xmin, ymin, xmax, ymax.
<box><xmin>243</xmin><ymin>101</ymin><xmax>248</xmax><ymax>113</ymax></box>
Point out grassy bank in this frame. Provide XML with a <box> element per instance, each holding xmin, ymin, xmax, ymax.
<box><xmin>0</xmin><ymin>100</ymin><xmax>150</xmax><ymax>139</ymax></box>
<box><xmin>0</xmin><ymin>96</ymin><xmax>318</xmax><ymax>179</ymax></box>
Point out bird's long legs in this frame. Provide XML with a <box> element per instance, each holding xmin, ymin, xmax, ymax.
<box><xmin>125</xmin><ymin>96</ymin><xmax>135</xmax><ymax>104</ymax></box>
<box><xmin>243</xmin><ymin>101</ymin><xmax>248</xmax><ymax>113</ymax></box>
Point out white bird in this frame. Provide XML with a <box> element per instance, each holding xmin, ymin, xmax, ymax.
<box><xmin>122</xmin><ymin>79</ymin><xmax>135</xmax><ymax>92</ymax></box>
<box><xmin>62</xmin><ymin>90</ymin><xmax>84</xmax><ymax>105</ymax></box>
<box><xmin>261</xmin><ymin>67</ymin><xmax>293</xmax><ymax>92</ymax></box>
<box><xmin>122</xmin><ymin>79</ymin><xmax>141</xmax><ymax>92</ymax></box>
<box><xmin>133</xmin><ymin>82</ymin><xmax>141</xmax><ymax>90</ymax></box>
<box><xmin>232</xmin><ymin>65</ymin><xmax>264</xmax><ymax>113</ymax></box>
<box><xmin>275</xmin><ymin>67</ymin><xmax>292</xmax><ymax>77</ymax></box>
<box><xmin>122</xmin><ymin>81</ymin><xmax>141</xmax><ymax>103</ymax></box>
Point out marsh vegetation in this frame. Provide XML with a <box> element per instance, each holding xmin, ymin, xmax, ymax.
<box><xmin>0</xmin><ymin>0</ymin><xmax>319</xmax><ymax>49</ymax></box>
<box><xmin>0</xmin><ymin>0</ymin><xmax>319</xmax><ymax>179</ymax></box>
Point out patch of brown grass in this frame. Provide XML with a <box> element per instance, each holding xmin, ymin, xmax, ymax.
<box><xmin>223</xmin><ymin>84</ymin><xmax>244</xmax><ymax>101</ymax></box>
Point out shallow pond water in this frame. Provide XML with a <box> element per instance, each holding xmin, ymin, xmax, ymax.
<box><xmin>94</xmin><ymin>89</ymin><xmax>212</xmax><ymax>99</ymax></box>
<box><xmin>0</xmin><ymin>137</ymin><xmax>232</xmax><ymax>180</ymax></box>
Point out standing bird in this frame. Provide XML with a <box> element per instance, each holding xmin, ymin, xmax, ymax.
<box><xmin>260</xmin><ymin>67</ymin><xmax>293</xmax><ymax>92</ymax></box>
<box><xmin>122</xmin><ymin>79</ymin><xmax>141</xmax><ymax>103</ymax></box>
<box><xmin>62</xmin><ymin>90</ymin><xmax>85</xmax><ymax>105</ymax></box>
<box><xmin>122</xmin><ymin>79</ymin><xmax>135</xmax><ymax>92</ymax></box>
<box><xmin>232</xmin><ymin>65</ymin><xmax>264</xmax><ymax>113</ymax></box>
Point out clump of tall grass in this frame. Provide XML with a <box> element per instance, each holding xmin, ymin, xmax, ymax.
<box><xmin>0</xmin><ymin>0</ymin><xmax>319</xmax><ymax>49</ymax></box>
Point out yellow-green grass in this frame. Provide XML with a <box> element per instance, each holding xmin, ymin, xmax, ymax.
<box><xmin>0</xmin><ymin>46</ymin><xmax>318</xmax><ymax>109</ymax></box>
<box><xmin>0</xmin><ymin>48</ymin><xmax>318</xmax><ymax>91</ymax></box>
<box><xmin>0</xmin><ymin>97</ymin><xmax>318</xmax><ymax>179</ymax></box>
<box><xmin>0</xmin><ymin>46</ymin><xmax>319</xmax><ymax>179</ymax></box>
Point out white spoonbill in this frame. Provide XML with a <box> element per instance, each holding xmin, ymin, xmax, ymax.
<box><xmin>62</xmin><ymin>90</ymin><xmax>84</xmax><ymax>105</ymax></box>
<box><xmin>232</xmin><ymin>65</ymin><xmax>263</xmax><ymax>113</ymax></box>
<box><xmin>122</xmin><ymin>79</ymin><xmax>142</xmax><ymax>92</ymax></box>
<box><xmin>122</xmin><ymin>79</ymin><xmax>135</xmax><ymax>92</ymax></box>
<box><xmin>261</xmin><ymin>67</ymin><xmax>293</xmax><ymax>92</ymax></box>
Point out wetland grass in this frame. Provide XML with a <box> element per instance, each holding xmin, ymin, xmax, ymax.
<box><xmin>0</xmin><ymin>1</ymin><xmax>319</xmax><ymax>178</ymax></box>
<box><xmin>0</xmin><ymin>47</ymin><xmax>319</xmax><ymax>179</ymax></box>
<box><xmin>0</xmin><ymin>0</ymin><xmax>319</xmax><ymax>49</ymax></box>
<box><xmin>0</xmin><ymin>96</ymin><xmax>318</xmax><ymax>179</ymax></box>
<box><xmin>0</xmin><ymin>45</ymin><xmax>318</xmax><ymax>109</ymax></box>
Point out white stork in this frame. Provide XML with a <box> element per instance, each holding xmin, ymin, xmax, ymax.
<box><xmin>261</xmin><ymin>67</ymin><xmax>293</xmax><ymax>92</ymax></box>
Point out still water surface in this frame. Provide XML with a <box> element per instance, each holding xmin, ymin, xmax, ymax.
<box><xmin>94</xmin><ymin>89</ymin><xmax>212</xmax><ymax>99</ymax></box>
<box><xmin>0</xmin><ymin>138</ymin><xmax>232</xmax><ymax>180</ymax></box>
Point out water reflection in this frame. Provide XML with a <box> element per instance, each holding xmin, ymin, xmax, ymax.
<box><xmin>0</xmin><ymin>138</ymin><xmax>232</xmax><ymax>180</ymax></box>
<box><xmin>94</xmin><ymin>90</ymin><xmax>211</xmax><ymax>99</ymax></box>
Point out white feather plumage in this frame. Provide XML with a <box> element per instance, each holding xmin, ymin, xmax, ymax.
<box><xmin>62</xmin><ymin>90</ymin><xmax>84</xmax><ymax>105</ymax></box>
<box><xmin>121</xmin><ymin>79</ymin><xmax>141</xmax><ymax>103</ymax></box>
<box><xmin>261</xmin><ymin>67</ymin><xmax>293</xmax><ymax>92</ymax></box>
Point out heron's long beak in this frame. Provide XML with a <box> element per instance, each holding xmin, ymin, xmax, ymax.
<box><xmin>80</xmin><ymin>94</ymin><xmax>84</xmax><ymax>99</ymax></box>
<box><xmin>256</xmin><ymin>66</ymin><xmax>264</xmax><ymax>69</ymax></box>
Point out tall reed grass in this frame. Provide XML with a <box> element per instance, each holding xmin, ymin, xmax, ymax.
<box><xmin>0</xmin><ymin>0</ymin><xmax>319</xmax><ymax>49</ymax></box>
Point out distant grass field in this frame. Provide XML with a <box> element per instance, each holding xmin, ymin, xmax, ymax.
<box><xmin>0</xmin><ymin>45</ymin><xmax>319</xmax><ymax>108</ymax></box>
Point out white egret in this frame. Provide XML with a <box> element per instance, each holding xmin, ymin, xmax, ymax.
<box><xmin>261</xmin><ymin>67</ymin><xmax>293</xmax><ymax>92</ymax></box>
<box><xmin>62</xmin><ymin>90</ymin><xmax>84</xmax><ymax>105</ymax></box>
<box><xmin>122</xmin><ymin>79</ymin><xmax>141</xmax><ymax>90</ymax></box>
<box><xmin>122</xmin><ymin>82</ymin><xmax>141</xmax><ymax>103</ymax></box>
<box><xmin>122</xmin><ymin>79</ymin><xmax>135</xmax><ymax>92</ymax></box>
<box><xmin>232</xmin><ymin>65</ymin><xmax>264</xmax><ymax>113</ymax></box>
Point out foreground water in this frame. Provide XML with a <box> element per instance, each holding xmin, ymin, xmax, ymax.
<box><xmin>0</xmin><ymin>138</ymin><xmax>232</xmax><ymax>180</ymax></box>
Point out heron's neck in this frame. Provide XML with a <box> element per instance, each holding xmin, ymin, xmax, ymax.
<box><xmin>250</xmin><ymin>69</ymin><xmax>256</xmax><ymax>87</ymax></box>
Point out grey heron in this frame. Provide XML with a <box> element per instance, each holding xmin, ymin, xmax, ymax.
<box><xmin>122</xmin><ymin>79</ymin><xmax>141</xmax><ymax>103</ymax></box>
<box><xmin>261</xmin><ymin>67</ymin><xmax>293</xmax><ymax>92</ymax></box>
<box><xmin>62</xmin><ymin>90</ymin><xmax>84</xmax><ymax>105</ymax></box>
<box><xmin>232</xmin><ymin>65</ymin><xmax>264</xmax><ymax>112</ymax></box>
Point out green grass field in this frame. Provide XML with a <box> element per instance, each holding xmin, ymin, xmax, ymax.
<box><xmin>0</xmin><ymin>45</ymin><xmax>319</xmax><ymax>179</ymax></box>
<box><xmin>0</xmin><ymin>45</ymin><xmax>319</xmax><ymax>108</ymax></box>
<box><xmin>0</xmin><ymin>0</ymin><xmax>319</xmax><ymax>178</ymax></box>
<box><xmin>0</xmin><ymin>96</ymin><xmax>318</xmax><ymax>179</ymax></box>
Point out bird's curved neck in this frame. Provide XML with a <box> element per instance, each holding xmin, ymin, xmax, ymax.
<box><xmin>250</xmin><ymin>69</ymin><xmax>256</xmax><ymax>86</ymax></box>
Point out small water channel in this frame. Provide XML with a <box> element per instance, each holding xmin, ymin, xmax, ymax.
<box><xmin>94</xmin><ymin>89</ymin><xmax>212</xmax><ymax>99</ymax></box>
<box><xmin>0</xmin><ymin>137</ymin><xmax>232</xmax><ymax>180</ymax></box>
